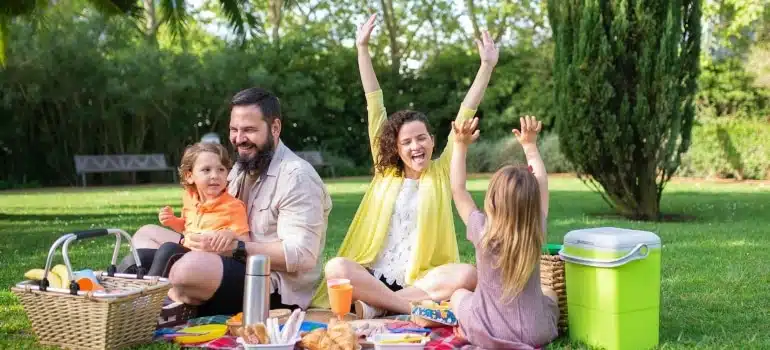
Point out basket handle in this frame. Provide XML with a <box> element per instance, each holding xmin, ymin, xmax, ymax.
<box><xmin>41</xmin><ymin>228</ymin><xmax>145</xmax><ymax>294</ymax></box>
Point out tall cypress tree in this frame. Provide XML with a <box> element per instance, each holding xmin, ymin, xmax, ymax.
<box><xmin>547</xmin><ymin>0</ymin><xmax>702</xmax><ymax>220</ymax></box>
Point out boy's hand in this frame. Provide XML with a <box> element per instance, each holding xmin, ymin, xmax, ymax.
<box><xmin>208</xmin><ymin>230</ymin><xmax>237</xmax><ymax>253</ymax></box>
<box><xmin>452</xmin><ymin>117</ymin><xmax>480</xmax><ymax>145</ymax></box>
<box><xmin>512</xmin><ymin>115</ymin><xmax>542</xmax><ymax>146</ymax></box>
<box><xmin>356</xmin><ymin>14</ymin><xmax>377</xmax><ymax>49</ymax></box>
<box><xmin>158</xmin><ymin>206</ymin><xmax>177</xmax><ymax>226</ymax></box>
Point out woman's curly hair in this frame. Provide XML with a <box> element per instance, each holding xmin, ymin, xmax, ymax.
<box><xmin>374</xmin><ymin>110</ymin><xmax>433</xmax><ymax>176</ymax></box>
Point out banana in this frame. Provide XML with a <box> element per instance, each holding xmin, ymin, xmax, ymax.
<box><xmin>52</xmin><ymin>264</ymin><xmax>71</xmax><ymax>286</ymax></box>
<box><xmin>23</xmin><ymin>268</ymin><xmax>64</xmax><ymax>289</ymax></box>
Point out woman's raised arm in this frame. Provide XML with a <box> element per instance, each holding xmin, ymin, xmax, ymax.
<box><xmin>358</xmin><ymin>14</ymin><xmax>388</xmax><ymax>163</ymax></box>
<box><xmin>439</xmin><ymin>30</ymin><xmax>499</xmax><ymax>167</ymax></box>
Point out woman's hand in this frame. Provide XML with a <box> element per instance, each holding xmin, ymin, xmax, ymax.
<box><xmin>452</xmin><ymin>117</ymin><xmax>480</xmax><ymax>146</ymax></box>
<box><xmin>475</xmin><ymin>30</ymin><xmax>498</xmax><ymax>68</ymax></box>
<box><xmin>512</xmin><ymin>115</ymin><xmax>542</xmax><ymax>147</ymax></box>
<box><xmin>356</xmin><ymin>14</ymin><xmax>377</xmax><ymax>49</ymax></box>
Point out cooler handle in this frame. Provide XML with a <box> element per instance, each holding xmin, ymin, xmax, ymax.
<box><xmin>558</xmin><ymin>243</ymin><xmax>650</xmax><ymax>268</ymax></box>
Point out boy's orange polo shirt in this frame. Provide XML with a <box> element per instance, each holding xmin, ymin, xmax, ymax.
<box><xmin>180</xmin><ymin>188</ymin><xmax>250</xmax><ymax>237</ymax></box>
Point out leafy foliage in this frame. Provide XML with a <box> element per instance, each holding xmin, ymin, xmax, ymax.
<box><xmin>547</xmin><ymin>0</ymin><xmax>702</xmax><ymax>220</ymax></box>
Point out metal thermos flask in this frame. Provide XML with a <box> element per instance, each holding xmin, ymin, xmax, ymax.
<box><xmin>243</xmin><ymin>254</ymin><xmax>270</xmax><ymax>325</ymax></box>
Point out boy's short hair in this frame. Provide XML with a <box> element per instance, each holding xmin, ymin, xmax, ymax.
<box><xmin>178</xmin><ymin>142</ymin><xmax>232</xmax><ymax>190</ymax></box>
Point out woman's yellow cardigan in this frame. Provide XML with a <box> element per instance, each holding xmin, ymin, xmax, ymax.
<box><xmin>309</xmin><ymin>89</ymin><xmax>476</xmax><ymax>308</ymax></box>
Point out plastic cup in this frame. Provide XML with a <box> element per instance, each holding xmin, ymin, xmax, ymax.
<box><xmin>74</xmin><ymin>270</ymin><xmax>104</xmax><ymax>291</ymax></box>
<box><xmin>327</xmin><ymin>279</ymin><xmax>353</xmax><ymax>320</ymax></box>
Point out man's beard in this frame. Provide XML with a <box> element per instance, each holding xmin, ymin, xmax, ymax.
<box><xmin>235</xmin><ymin>133</ymin><xmax>275</xmax><ymax>176</ymax></box>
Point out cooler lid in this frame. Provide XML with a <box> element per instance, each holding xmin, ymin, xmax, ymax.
<box><xmin>563</xmin><ymin>227</ymin><xmax>661</xmax><ymax>250</ymax></box>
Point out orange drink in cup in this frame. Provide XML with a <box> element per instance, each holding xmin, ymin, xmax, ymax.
<box><xmin>327</xmin><ymin>278</ymin><xmax>353</xmax><ymax>320</ymax></box>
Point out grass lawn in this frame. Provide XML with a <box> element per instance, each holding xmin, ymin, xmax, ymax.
<box><xmin>1</xmin><ymin>175</ymin><xmax>769</xmax><ymax>349</ymax></box>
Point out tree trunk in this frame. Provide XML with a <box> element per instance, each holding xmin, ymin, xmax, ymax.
<box><xmin>0</xmin><ymin>16</ymin><xmax>8</xmax><ymax>67</ymax></box>
<box><xmin>143</xmin><ymin>0</ymin><xmax>159</xmax><ymax>45</ymax></box>
<box><xmin>269</xmin><ymin>0</ymin><xmax>284</xmax><ymax>46</ymax></box>
<box><xmin>465</xmin><ymin>0</ymin><xmax>481</xmax><ymax>39</ymax></box>
<box><xmin>379</xmin><ymin>0</ymin><xmax>400</xmax><ymax>76</ymax></box>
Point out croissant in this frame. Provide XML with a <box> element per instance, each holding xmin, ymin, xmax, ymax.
<box><xmin>300</xmin><ymin>328</ymin><xmax>327</xmax><ymax>350</ymax></box>
<box><xmin>318</xmin><ymin>332</ymin><xmax>335</xmax><ymax>350</ymax></box>
<box><xmin>326</xmin><ymin>319</ymin><xmax>357</xmax><ymax>350</ymax></box>
<box><xmin>242</xmin><ymin>323</ymin><xmax>269</xmax><ymax>344</ymax></box>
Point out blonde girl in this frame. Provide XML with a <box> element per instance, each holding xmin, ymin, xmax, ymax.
<box><xmin>448</xmin><ymin>116</ymin><xmax>559</xmax><ymax>349</ymax></box>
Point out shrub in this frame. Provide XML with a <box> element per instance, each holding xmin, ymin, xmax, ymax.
<box><xmin>678</xmin><ymin>119</ymin><xmax>770</xmax><ymax>180</ymax></box>
<box><xmin>465</xmin><ymin>132</ymin><xmax>572</xmax><ymax>174</ymax></box>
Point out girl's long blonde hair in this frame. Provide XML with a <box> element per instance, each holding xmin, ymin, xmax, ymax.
<box><xmin>480</xmin><ymin>164</ymin><xmax>544</xmax><ymax>303</ymax></box>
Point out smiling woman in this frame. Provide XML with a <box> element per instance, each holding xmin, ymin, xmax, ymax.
<box><xmin>374</xmin><ymin>110</ymin><xmax>435</xmax><ymax>178</ymax></box>
<box><xmin>309</xmin><ymin>13</ymin><xmax>499</xmax><ymax>319</ymax></box>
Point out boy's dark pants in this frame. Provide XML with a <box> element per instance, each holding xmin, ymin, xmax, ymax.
<box><xmin>118</xmin><ymin>240</ymin><xmax>189</xmax><ymax>278</ymax></box>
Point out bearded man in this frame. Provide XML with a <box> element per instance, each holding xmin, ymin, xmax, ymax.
<box><xmin>118</xmin><ymin>87</ymin><xmax>332</xmax><ymax>319</ymax></box>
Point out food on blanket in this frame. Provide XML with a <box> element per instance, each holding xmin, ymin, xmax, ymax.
<box><xmin>377</xmin><ymin>335</ymin><xmax>426</xmax><ymax>344</ymax></box>
<box><xmin>411</xmin><ymin>300</ymin><xmax>458</xmax><ymax>327</ymax></box>
<box><xmin>173</xmin><ymin>324</ymin><xmax>228</xmax><ymax>345</ymax></box>
<box><xmin>298</xmin><ymin>319</ymin><xmax>357</xmax><ymax>350</ymax></box>
<box><xmin>300</xmin><ymin>328</ymin><xmax>327</xmax><ymax>350</ymax></box>
<box><xmin>327</xmin><ymin>318</ymin><xmax>357</xmax><ymax>350</ymax></box>
<box><xmin>419</xmin><ymin>300</ymin><xmax>451</xmax><ymax>309</ymax></box>
<box><xmin>242</xmin><ymin>323</ymin><xmax>270</xmax><ymax>344</ymax></box>
<box><xmin>350</xmin><ymin>321</ymin><xmax>389</xmax><ymax>339</ymax></box>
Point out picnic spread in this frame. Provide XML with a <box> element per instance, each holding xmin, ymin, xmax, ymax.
<box><xmin>154</xmin><ymin>312</ymin><xmax>480</xmax><ymax>350</ymax></box>
<box><xmin>11</xmin><ymin>226</ymin><xmax>663</xmax><ymax>350</ymax></box>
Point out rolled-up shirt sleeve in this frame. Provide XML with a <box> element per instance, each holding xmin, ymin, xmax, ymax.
<box><xmin>276</xmin><ymin>170</ymin><xmax>326</xmax><ymax>273</ymax></box>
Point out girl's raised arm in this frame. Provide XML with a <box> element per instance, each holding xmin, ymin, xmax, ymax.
<box><xmin>450</xmin><ymin>118</ymin><xmax>481</xmax><ymax>226</ymax></box>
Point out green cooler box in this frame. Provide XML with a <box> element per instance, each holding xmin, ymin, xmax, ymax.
<box><xmin>558</xmin><ymin>227</ymin><xmax>662</xmax><ymax>350</ymax></box>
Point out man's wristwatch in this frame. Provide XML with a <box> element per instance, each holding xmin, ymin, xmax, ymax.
<box><xmin>232</xmin><ymin>240</ymin><xmax>247</xmax><ymax>262</ymax></box>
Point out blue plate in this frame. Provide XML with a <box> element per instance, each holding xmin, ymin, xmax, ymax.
<box><xmin>279</xmin><ymin>321</ymin><xmax>327</xmax><ymax>332</ymax></box>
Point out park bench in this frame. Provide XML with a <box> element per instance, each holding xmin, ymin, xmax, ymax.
<box><xmin>295</xmin><ymin>150</ymin><xmax>335</xmax><ymax>177</ymax></box>
<box><xmin>74</xmin><ymin>154</ymin><xmax>177</xmax><ymax>187</ymax></box>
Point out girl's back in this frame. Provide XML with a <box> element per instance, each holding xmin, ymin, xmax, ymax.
<box><xmin>455</xmin><ymin>209</ymin><xmax>559</xmax><ymax>349</ymax></box>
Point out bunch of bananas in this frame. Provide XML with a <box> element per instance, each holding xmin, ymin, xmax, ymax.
<box><xmin>23</xmin><ymin>265</ymin><xmax>71</xmax><ymax>289</ymax></box>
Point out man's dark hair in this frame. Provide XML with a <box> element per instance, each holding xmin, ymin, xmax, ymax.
<box><xmin>230</xmin><ymin>87</ymin><xmax>282</xmax><ymax>124</ymax></box>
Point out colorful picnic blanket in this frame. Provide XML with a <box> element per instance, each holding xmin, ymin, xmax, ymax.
<box><xmin>155</xmin><ymin>315</ymin><xmax>475</xmax><ymax>349</ymax></box>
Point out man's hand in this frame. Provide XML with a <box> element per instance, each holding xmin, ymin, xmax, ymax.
<box><xmin>452</xmin><ymin>117</ymin><xmax>480</xmax><ymax>146</ymax></box>
<box><xmin>476</xmin><ymin>30</ymin><xmax>499</xmax><ymax>68</ymax></box>
<box><xmin>512</xmin><ymin>115</ymin><xmax>542</xmax><ymax>147</ymax></box>
<box><xmin>356</xmin><ymin>14</ymin><xmax>377</xmax><ymax>49</ymax></box>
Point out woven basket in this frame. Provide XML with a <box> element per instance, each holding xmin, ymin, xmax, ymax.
<box><xmin>11</xmin><ymin>229</ymin><xmax>171</xmax><ymax>350</ymax></box>
<box><xmin>540</xmin><ymin>253</ymin><xmax>567</xmax><ymax>333</ymax></box>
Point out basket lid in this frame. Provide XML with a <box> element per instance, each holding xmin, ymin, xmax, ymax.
<box><xmin>563</xmin><ymin>227</ymin><xmax>660</xmax><ymax>251</ymax></box>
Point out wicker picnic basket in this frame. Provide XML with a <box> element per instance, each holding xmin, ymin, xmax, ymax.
<box><xmin>11</xmin><ymin>229</ymin><xmax>171</xmax><ymax>350</ymax></box>
<box><xmin>540</xmin><ymin>245</ymin><xmax>568</xmax><ymax>334</ymax></box>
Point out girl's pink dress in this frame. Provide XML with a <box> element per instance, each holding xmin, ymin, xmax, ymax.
<box><xmin>455</xmin><ymin>210</ymin><xmax>559</xmax><ymax>349</ymax></box>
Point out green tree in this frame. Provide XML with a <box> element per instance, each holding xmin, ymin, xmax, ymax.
<box><xmin>547</xmin><ymin>0</ymin><xmax>702</xmax><ymax>220</ymax></box>
<box><xmin>0</xmin><ymin>0</ymin><xmax>255</xmax><ymax>65</ymax></box>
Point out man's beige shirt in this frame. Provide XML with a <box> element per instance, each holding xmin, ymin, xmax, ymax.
<box><xmin>227</xmin><ymin>140</ymin><xmax>332</xmax><ymax>308</ymax></box>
